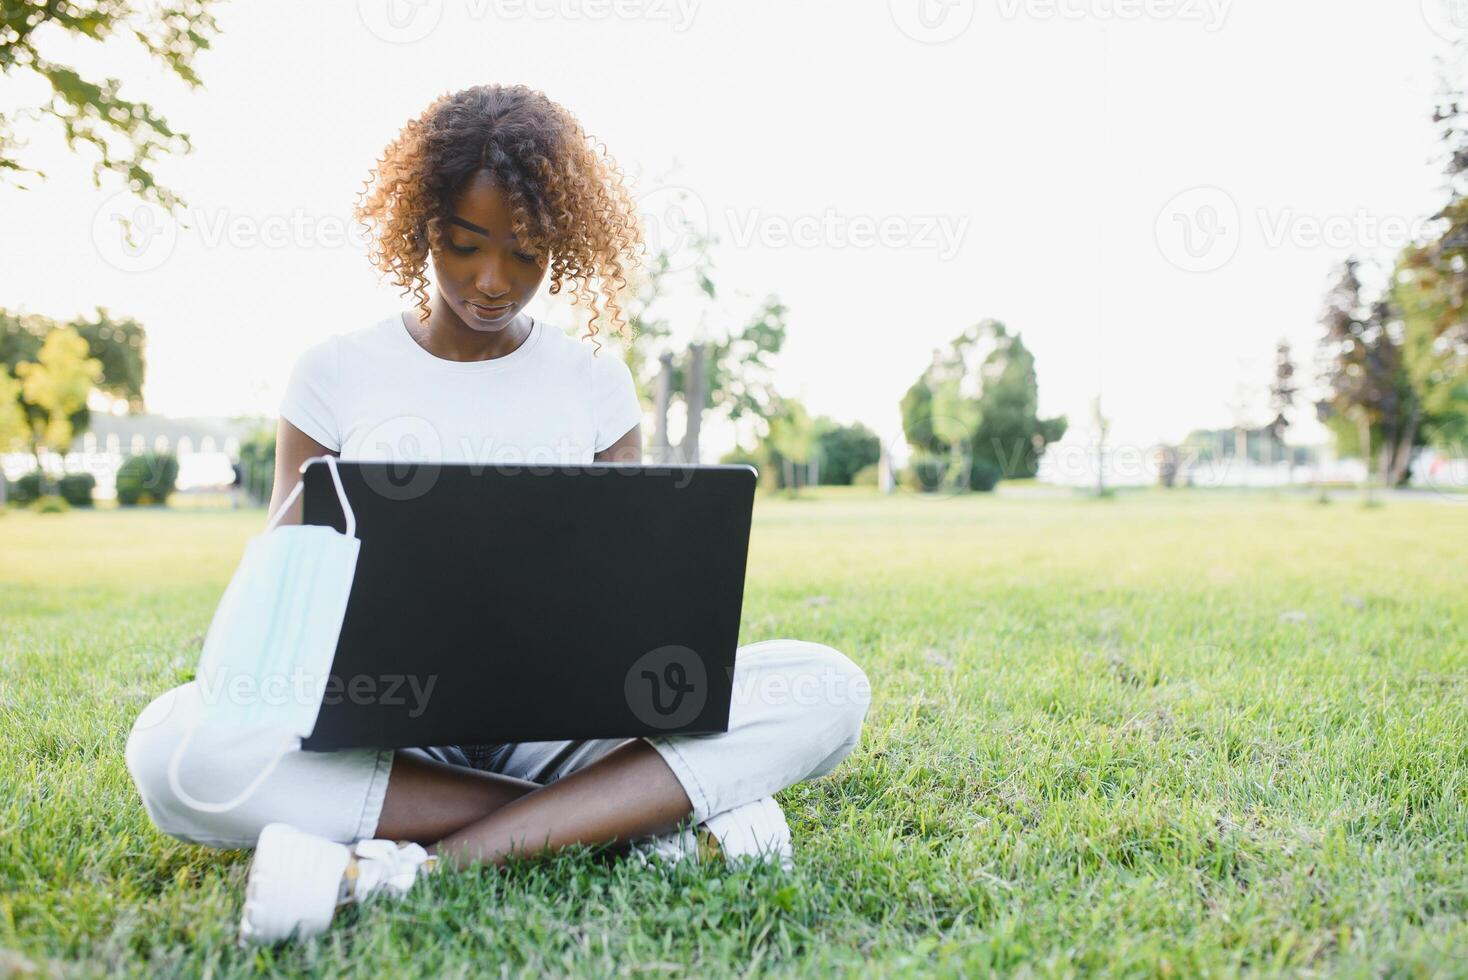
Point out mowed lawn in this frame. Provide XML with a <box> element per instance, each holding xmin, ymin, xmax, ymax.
<box><xmin>1</xmin><ymin>488</ymin><xmax>1465</xmax><ymax>976</ymax></box>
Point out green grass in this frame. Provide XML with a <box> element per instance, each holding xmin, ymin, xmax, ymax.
<box><xmin>2</xmin><ymin>488</ymin><xmax>1466</xmax><ymax>976</ymax></box>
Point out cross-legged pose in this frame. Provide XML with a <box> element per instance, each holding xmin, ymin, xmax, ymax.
<box><xmin>123</xmin><ymin>83</ymin><xmax>871</xmax><ymax>945</ymax></box>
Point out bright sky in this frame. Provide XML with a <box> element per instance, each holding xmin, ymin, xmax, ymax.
<box><xmin>0</xmin><ymin>0</ymin><xmax>1459</xmax><ymax>462</ymax></box>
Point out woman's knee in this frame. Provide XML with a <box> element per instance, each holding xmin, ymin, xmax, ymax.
<box><xmin>123</xmin><ymin>682</ymin><xmax>269</xmax><ymax>848</ymax></box>
<box><xmin>737</xmin><ymin>639</ymin><xmax>872</xmax><ymax>767</ymax></box>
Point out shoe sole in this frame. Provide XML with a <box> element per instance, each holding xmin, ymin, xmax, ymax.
<box><xmin>238</xmin><ymin>823</ymin><xmax>352</xmax><ymax>945</ymax></box>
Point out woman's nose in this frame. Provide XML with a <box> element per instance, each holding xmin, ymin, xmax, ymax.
<box><xmin>475</xmin><ymin>257</ymin><xmax>510</xmax><ymax>297</ymax></box>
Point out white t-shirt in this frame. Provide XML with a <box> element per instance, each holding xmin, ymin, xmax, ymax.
<box><xmin>278</xmin><ymin>312</ymin><xmax>643</xmax><ymax>465</ymax></box>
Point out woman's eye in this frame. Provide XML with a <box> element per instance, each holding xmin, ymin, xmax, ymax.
<box><xmin>449</xmin><ymin>244</ymin><xmax>476</xmax><ymax>255</ymax></box>
<box><xmin>515</xmin><ymin>252</ymin><xmax>537</xmax><ymax>263</ymax></box>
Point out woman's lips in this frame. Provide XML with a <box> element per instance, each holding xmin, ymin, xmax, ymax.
<box><xmin>467</xmin><ymin>302</ymin><xmax>512</xmax><ymax>321</ymax></box>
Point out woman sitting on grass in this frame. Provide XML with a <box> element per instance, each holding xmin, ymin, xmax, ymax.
<box><xmin>123</xmin><ymin>82</ymin><xmax>872</xmax><ymax>945</ymax></box>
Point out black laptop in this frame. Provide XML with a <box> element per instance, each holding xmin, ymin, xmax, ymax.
<box><xmin>297</xmin><ymin>458</ymin><xmax>757</xmax><ymax>751</ymax></box>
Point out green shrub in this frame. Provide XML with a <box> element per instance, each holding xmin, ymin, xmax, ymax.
<box><xmin>115</xmin><ymin>453</ymin><xmax>179</xmax><ymax>507</ymax></box>
<box><xmin>31</xmin><ymin>495</ymin><xmax>71</xmax><ymax>514</ymax></box>
<box><xmin>852</xmin><ymin>462</ymin><xmax>880</xmax><ymax>487</ymax></box>
<box><xmin>901</xmin><ymin>454</ymin><xmax>952</xmax><ymax>493</ymax></box>
<box><xmin>11</xmin><ymin>471</ymin><xmax>42</xmax><ymax>505</ymax></box>
<box><xmin>718</xmin><ymin>445</ymin><xmax>778</xmax><ymax>491</ymax></box>
<box><xmin>57</xmin><ymin>473</ymin><xmax>96</xmax><ymax>507</ymax></box>
<box><xmin>237</xmin><ymin>428</ymin><xmax>276</xmax><ymax>505</ymax></box>
<box><xmin>968</xmin><ymin>459</ymin><xmax>1001</xmax><ymax>492</ymax></box>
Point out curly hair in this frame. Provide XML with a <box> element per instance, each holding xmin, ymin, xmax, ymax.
<box><xmin>353</xmin><ymin>84</ymin><xmax>644</xmax><ymax>352</ymax></box>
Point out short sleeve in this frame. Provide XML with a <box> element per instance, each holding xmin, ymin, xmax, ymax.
<box><xmin>592</xmin><ymin>349</ymin><xmax>643</xmax><ymax>453</ymax></box>
<box><xmin>279</xmin><ymin>337</ymin><xmax>341</xmax><ymax>452</ymax></box>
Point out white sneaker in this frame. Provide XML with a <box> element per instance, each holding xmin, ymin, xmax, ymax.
<box><xmin>632</xmin><ymin>795</ymin><xmax>794</xmax><ymax>871</ymax></box>
<box><xmin>238</xmin><ymin>823</ymin><xmax>437</xmax><ymax>945</ymax></box>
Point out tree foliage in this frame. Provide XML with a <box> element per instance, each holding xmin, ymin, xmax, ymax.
<box><xmin>620</xmin><ymin>226</ymin><xmax>787</xmax><ymax>461</ymax></box>
<box><xmin>1</xmin><ymin>0</ymin><xmax>221</xmax><ymax>214</ymax></box>
<box><xmin>901</xmin><ymin>319</ymin><xmax>1066</xmax><ymax>490</ymax></box>
<box><xmin>14</xmin><ymin>326</ymin><xmax>103</xmax><ymax>492</ymax></box>
<box><xmin>1316</xmin><ymin>259</ymin><xmax>1424</xmax><ymax>487</ymax></box>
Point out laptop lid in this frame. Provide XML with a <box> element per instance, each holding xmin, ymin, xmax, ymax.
<box><xmin>297</xmin><ymin>459</ymin><xmax>756</xmax><ymax>751</ymax></box>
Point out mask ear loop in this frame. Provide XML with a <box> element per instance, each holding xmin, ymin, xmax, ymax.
<box><xmin>263</xmin><ymin>454</ymin><xmax>356</xmax><ymax>537</ymax></box>
<box><xmin>167</xmin><ymin>725</ymin><xmax>299</xmax><ymax>815</ymax></box>
<box><xmin>166</xmin><ymin>455</ymin><xmax>359</xmax><ymax>815</ymax></box>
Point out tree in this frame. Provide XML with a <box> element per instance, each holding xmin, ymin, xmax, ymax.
<box><xmin>15</xmin><ymin>327</ymin><xmax>103</xmax><ymax>496</ymax></box>
<box><xmin>1315</xmin><ymin>258</ymin><xmax>1421</xmax><ymax>492</ymax></box>
<box><xmin>1267</xmin><ymin>340</ymin><xmax>1298</xmax><ymax>475</ymax></box>
<box><xmin>1</xmin><ymin>0</ymin><xmax>221</xmax><ymax>223</ymax></box>
<box><xmin>1</xmin><ymin>307</ymin><xmax>148</xmax><ymax>412</ymax></box>
<box><xmin>766</xmin><ymin>397</ymin><xmax>818</xmax><ymax>496</ymax></box>
<box><xmin>813</xmin><ymin>419</ymin><xmax>880</xmax><ymax>485</ymax></box>
<box><xmin>1395</xmin><ymin>252</ymin><xmax>1468</xmax><ymax>450</ymax></box>
<box><xmin>970</xmin><ymin>324</ymin><xmax>1067</xmax><ymax>479</ymax></box>
<box><xmin>901</xmin><ymin>319</ymin><xmax>1066</xmax><ymax>491</ymax></box>
<box><xmin>1392</xmin><ymin>75</ymin><xmax>1468</xmax><ymax>456</ymax></box>
<box><xmin>622</xmin><ymin>229</ymin><xmax>787</xmax><ymax>464</ymax></box>
<box><xmin>1267</xmin><ymin>341</ymin><xmax>1297</xmax><ymax>446</ymax></box>
<box><xmin>0</xmin><ymin>367</ymin><xmax>28</xmax><ymax>505</ymax></box>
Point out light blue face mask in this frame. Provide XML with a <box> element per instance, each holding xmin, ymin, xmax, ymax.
<box><xmin>166</xmin><ymin>454</ymin><xmax>361</xmax><ymax>814</ymax></box>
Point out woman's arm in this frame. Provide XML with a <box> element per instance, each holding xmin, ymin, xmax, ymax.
<box><xmin>264</xmin><ymin>417</ymin><xmax>336</xmax><ymax>528</ymax></box>
<box><xmin>592</xmin><ymin>421</ymin><xmax>643</xmax><ymax>464</ymax></box>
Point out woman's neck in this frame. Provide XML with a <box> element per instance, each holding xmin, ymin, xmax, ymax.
<box><xmin>411</xmin><ymin>293</ymin><xmax>531</xmax><ymax>362</ymax></box>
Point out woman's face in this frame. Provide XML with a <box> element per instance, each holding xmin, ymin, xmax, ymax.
<box><xmin>428</xmin><ymin>170</ymin><xmax>549</xmax><ymax>334</ymax></box>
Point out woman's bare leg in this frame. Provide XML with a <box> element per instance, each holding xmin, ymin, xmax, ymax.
<box><xmin>373</xmin><ymin>750</ymin><xmax>543</xmax><ymax>843</ymax></box>
<box><xmin>372</xmin><ymin>740</ymin><xmax>695</xmax><ymax>868</ymax></box>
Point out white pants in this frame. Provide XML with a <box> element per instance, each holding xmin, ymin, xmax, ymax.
<box><xmin>124</xmin><ymin>639</ymin><xmax>871</xmax><ymax>850</ymax></box>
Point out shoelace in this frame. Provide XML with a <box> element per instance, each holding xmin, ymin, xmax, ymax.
<box><xmin>350</xmin><ymin>839</ymin><xmax>434</xmax><ymax>901</ymax></box>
